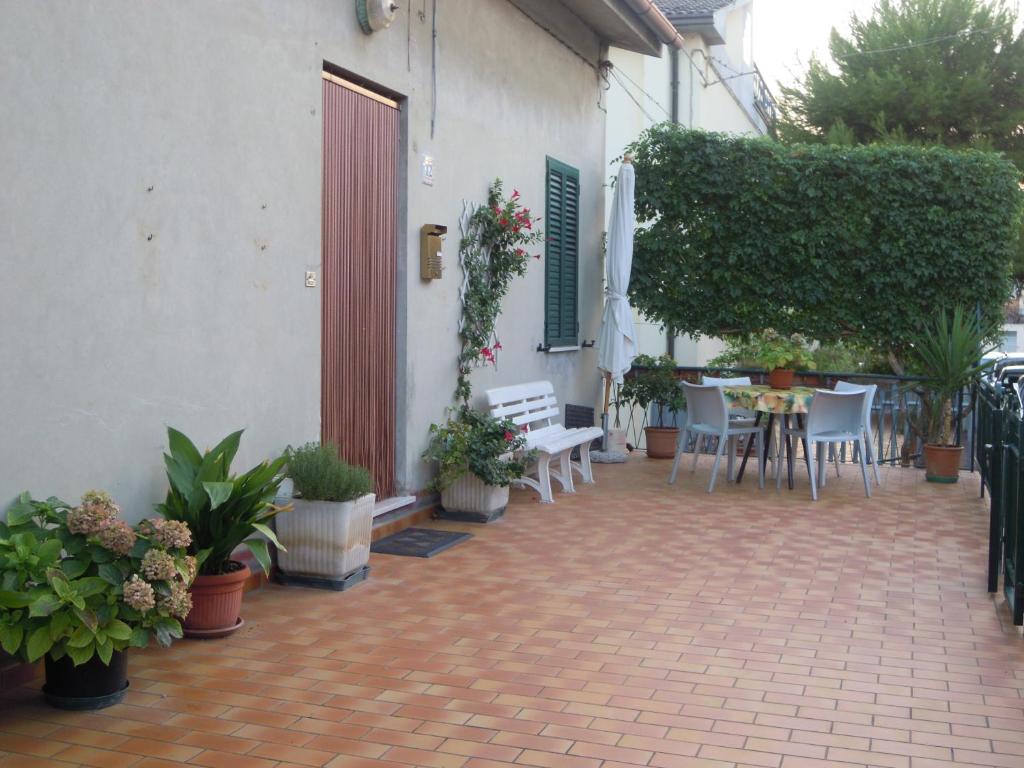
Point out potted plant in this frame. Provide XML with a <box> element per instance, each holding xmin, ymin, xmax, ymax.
<box><xmin>618</xmin><ymin>354</ymin><xmax>685</xmax><ymax>458</ymax></box>
<box><xmin>275</xmin><ymin>443</ymin><xmax>375</xmax><ymax>590</ymax></box>
<box><xmin>423</xmin><ymin>407</ymin><xmax>531</xmax><ymax>523</ymax></box>
<box><xmin>908</xmin><ymin>306</ymin><xmax>996</xmax><ymax>483</ymax></box>
<box><xmin>0</xmin><ymin>491</ymin><xmax>194</xmax><ymax>710</ymax></box>
<box><xmin>156</xmin><ymin>428</ymin><xmax>289</xmax><ymax>638</ymax></box>
<box><xmin>744</xmin><ymin>330</ymin><xmax>816</xmax><ymax>389</ymax></box>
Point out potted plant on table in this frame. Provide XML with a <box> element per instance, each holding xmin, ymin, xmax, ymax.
<box><xmin>0</xmin><ymin>491</ymin><xmax>194</xmax><ymax>709</ymax></box>
<box><xmin>424</xmin><ymin>407</ymin><xmax>531</xmax><ymax>523</ymax></box>
<box><xmin>617</xmin><ymin>354</ymin><xmax>685</xmax><ymax>459</ymax></box>
<box><xmin>908</xmin><ymin>306</ymin><xmax>996</xmax><ymax>483</ymax></box>
<box><xmin>745</xmin><ymin>330</ymin><xmax>816</xmax><ymax>389</ymax></box>
<box><xmin>275</xmin><ymin>443</ymin><xmax>375</xmax><ymax>590</ymax></box>
<box><xmin>156</xmin><ymin>427</ymin><xmax>289</xmax><ymax>638</ymax></box>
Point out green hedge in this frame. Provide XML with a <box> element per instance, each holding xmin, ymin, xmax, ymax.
<box><xmin>627</xmin><ymin>126</ymin><xmax>1022</xmax><ymax>355</ymax></box>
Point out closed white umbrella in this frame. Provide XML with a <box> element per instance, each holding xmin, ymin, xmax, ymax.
<box><xmin>594</xmin><ymin>157</ymin><xmax>637</xmax><ymax>458</ymax></box>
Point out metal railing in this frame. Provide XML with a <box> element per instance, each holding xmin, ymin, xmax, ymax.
<box><xmin>752</xmin><ymin>65</ymin><xmax>777</xmax><ymax>131</ymax></box>
<box><xmin>613</xmin><ymin>366</ymin><xmax>972</xmax><ymax>471</ymax></box>
<box><xmin>975</xmin><ymin>379</ymin><xmax>1024</xmax><ymax>624</ymax></box>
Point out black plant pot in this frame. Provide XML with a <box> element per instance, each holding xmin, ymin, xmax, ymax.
<box><xmin>43</xmin><ymin>650</ymin><xmax>129</xmax><ymax>710</ymax></box>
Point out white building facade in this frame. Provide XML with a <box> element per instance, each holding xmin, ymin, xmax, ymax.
<box><xmin>1</xmin><ymin>0</ymin><xmax>676</xmax><ymax>521</ymax></box>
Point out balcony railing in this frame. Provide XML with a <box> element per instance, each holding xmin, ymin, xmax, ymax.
<box><xmin>752</xmin><ymin>65</ymin><xmax>777</xmax><ymax>130</ymax></box>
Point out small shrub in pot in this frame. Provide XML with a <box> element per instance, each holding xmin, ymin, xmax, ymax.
<box><xmin>276</xmin><ymin>443</ymin><xmax>375</xmax><ymax>589</ymax></box>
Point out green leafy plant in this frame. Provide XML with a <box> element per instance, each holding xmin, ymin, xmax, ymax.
<box><xmin>626</xmin><ymin>126</ymin><xmax>1021</xmax><ymax>368</ymax></box>
<box><xmin>618</xmin><ymin>354</ymin><xmax>685</xmax><ymax>426</ymax></box>
<box><xmin>456</xmin><ymin>180</ymin><xmax>544</xmax><ymax>404</ymax></box>
<box><xmin>753</xmin><ymin>331</ymin><xmax>815</xmax><ymax>374</ymax></box>
<box><xmin>286</xmin><ymin>443</ymin><xmax>373</xmax><ymax>503</ymax></box>
<box><xmin>155</xmin><ymin>428</ymin><xmax>289</xmax><ymax>577</ymax></box>
<box><xmin>907</xmin><ymin>306</ymin><xmax>998</xmax><ymax>445</ymax></box>
<box><xmin>424</xmin><ymin>408</ymin><xmax>532</xmax><ymax>491</ymax></box>
<box><xmin>0</xmin><ymin>491</ymin><xmax>194</xmax><ymax>666</ymax></box>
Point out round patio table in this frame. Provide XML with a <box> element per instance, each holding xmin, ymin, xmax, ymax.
<box><xmin>719</xmin><ymin>384</ymin><xmax>817</xmax><ymax>488</ymax></box>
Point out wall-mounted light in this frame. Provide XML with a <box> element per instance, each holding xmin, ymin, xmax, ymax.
<box><xmin>356</xmin><ymin>0</ymin><xmax>399</xmax><ymax>34</ymax></box>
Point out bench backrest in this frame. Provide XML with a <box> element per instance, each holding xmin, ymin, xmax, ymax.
<box><xmin>486</xmin><ymin>380</ymin><xmax>565</xmax><ymax>443</ymax></box>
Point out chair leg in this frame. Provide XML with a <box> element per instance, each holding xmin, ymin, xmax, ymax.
<box><xmin>669</xmin><ymin>428</ymin><xmax>688</xmax><ymax>485</ymax></box>
<box><xmin>857</xmin><ymin>438</ymin><xmax>872</xmax><ymax>498</ymax></box>
<box><xmin>707</xmin><ymin>434</ymin><xmax>727</xmax><ymax>493</ymax></box>
<box><xmin>727</xmin><ymin>437</ymin><xmax>735</xmax><ymax>482</ymax></box>
<box><xmin>807</xmin><ymin>440</ymin><xmax>819</xmax><ymax>501</ymax></box>
<box><xmin>691</xmin><ymin>434</ymin><xmax>703</xmax><ymax>472</ymax></box>
<box><xmin>757</xmin><ymin>431</ymin><xmax>765</xmax><ymax>490</ymax></box>
<box><xmin>865</xmin><ymin>430</ymin><xmax>881</xmax><ymax>486</ymax></box>
<box><xmin>817</xmin><ymin>443</ymin><xmax>827</xmax><ymax>488</ymax></box>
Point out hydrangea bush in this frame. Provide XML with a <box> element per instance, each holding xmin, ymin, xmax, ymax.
<box><xmin>0</xmin><ymin>490</ymin><xmax>195</xmax><ymax>666</ymax></box>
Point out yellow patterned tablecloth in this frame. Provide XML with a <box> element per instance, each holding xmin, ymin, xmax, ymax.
<box><xmin>720</xmin><ymin>384</ymin><xmax>817</xmax><ymax>415</ymax></box>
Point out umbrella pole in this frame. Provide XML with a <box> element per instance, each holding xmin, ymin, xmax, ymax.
<box><xmin>601</xmin><ymin>372</ymin><xmax>612</xmax><ymax>451</ymax></box>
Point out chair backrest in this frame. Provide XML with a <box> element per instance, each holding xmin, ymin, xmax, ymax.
<box><xmin>702</xmin><ymin>375</ymin><xmax>752</xmax><ymax>387</ymax></box>
<box><xmin>834</xmin><ymin>380</ymin><xmax>877</xmax><ymax>430</ymax></box>
<box><xmin>681</xmin><ymin>382</ymin><xmax>729</xmax><ymax>432</ymax></box>
<box><xmin>486</xmin><ymin>380</ymin><xmax>563</xmax><ymax>443</ymax></box>
<box><xmin>806</xmin><ymin>389</ymin><xmax>866</xmax><ymax>437</ymax></box>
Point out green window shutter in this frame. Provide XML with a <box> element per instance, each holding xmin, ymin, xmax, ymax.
<box><xmin>545</xmin><ymin>157</ymin><xmax>580</xmax><ymax>348</ymax></box>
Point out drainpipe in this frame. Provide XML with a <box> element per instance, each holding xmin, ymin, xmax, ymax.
<box><xmin>667</xmin><ymin>47</ymin><xmax>680</xmax><ymax>360</ymax></box>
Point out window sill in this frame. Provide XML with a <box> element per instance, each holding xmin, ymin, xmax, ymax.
<box><xmin>536</xmin><ymin>343</ymin><xmax>581</xmax><ymax>353</ymax></box>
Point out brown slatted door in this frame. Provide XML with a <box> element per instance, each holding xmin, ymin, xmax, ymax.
<box><xmin>321</xmin><ymin>73</ymin><xmax>398</xmax><ymax>498</ymax></box>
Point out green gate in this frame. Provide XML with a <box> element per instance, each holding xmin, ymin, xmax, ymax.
<box><xmin>977</xmin><ymin>380</ymin><xmax>1024</xmax><ymax>625</ymax></box>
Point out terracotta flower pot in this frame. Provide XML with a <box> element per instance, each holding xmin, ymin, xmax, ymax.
<box><xmin>767</xmin><ymin>368</ymin><xmax>794</xmax><ymax>390</ymax></box>
<box><xmin>924</xmin><ymin>444</ymin><xmax>962</xmax><ymax>483</ymax></box>
<box><xmin>184</xmin><ymin>561</ymin><xmax>250</xmax><ymax>638</ymax></box>
<box><xmin>645</xmin><ymin>426</ymin><xmax>679</xmax><ymax>459</ymax></box>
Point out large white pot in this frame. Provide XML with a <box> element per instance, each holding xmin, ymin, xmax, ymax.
<box><xmin>439</xmin><ymin>474</ymin><xmax>509</xmax><ymax>523</ymax></box>
<box><xmin>275</xmin><ymin>493</ymin><xmax>375</xmax><ymax>581</ymax></box>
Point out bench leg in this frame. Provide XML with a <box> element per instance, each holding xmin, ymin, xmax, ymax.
<box><xmin>537</xmin><ymin>458</ymin><xmax>555</xmax><ymax>503</ymax></box>
<box><xmin>576</xmin><ymin>442</ymin><xmax>596</xmax><ymax>484</ymax></box>
<box><xmin>554</xmin><ymin>450</ymin><xmax>576</xmax><ymax>493</ymax></box>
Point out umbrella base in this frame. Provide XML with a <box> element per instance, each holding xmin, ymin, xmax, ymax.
<box><xmin>590</xmin><ymin>450</ymin><xmax>628</xmax><ymax>464</ymax></box>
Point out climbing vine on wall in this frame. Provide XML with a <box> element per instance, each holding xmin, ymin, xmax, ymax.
<box><xmin>456</xmin><ymin>179</ymin><xmax>544</xmax><ymax>405</ymax></box>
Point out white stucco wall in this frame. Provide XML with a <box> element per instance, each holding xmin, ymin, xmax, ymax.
<box><xmin>0</xmin><ymin>0</ymin><xmax>608</xmax><ymax>520</ymax></box>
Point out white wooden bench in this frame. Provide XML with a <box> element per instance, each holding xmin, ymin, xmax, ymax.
<box><xmin>486</xmin><ymin>381</ymin><xmax>604</xmax><ymax>503</ymax></box>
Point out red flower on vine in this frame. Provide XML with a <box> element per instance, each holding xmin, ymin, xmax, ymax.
<box><xmin>512</xmin><ymin>189</ymin><xmax>520</xmax><ymax>199</ymax></box>
<box><xmin>504</xmin><ymin>431</ymin><xmax>515</xmax><ymax>441</ymax></box>
<box><xmin>493</xmin><ymin>341</ymin><xmax>502</xmax><ymax>350</ymax></box>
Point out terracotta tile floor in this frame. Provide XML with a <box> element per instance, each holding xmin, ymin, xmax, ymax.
<box><xmin>2</xmin><ymin>456</ymin><xmax>1023</xmax><ymax>768</ymax></box>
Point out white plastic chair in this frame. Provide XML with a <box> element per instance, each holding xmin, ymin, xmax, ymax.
<box><xmin>670</xmin><ymin>383</ymin><xmax>765</xmax><ymax>492</ymax></box>
<box><xmin>833</xmin><ymin>380</ymin><xmax>881</xmax><ymax>487</ymax></box>
<box><xmin>780</xmin><ymin>389</ymin><xmax>871</xmax><ymax>501</ymax></box>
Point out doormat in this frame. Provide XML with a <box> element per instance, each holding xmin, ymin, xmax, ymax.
<box><xmin>371</xmin><ymin>528</ymin><xmax>472</xmax><ymax>558</ymax></box>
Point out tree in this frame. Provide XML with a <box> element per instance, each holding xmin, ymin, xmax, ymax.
<box><xmin>625</xmin><ymin>126</ymin><xmax>1020</xmax><ymax>364</ymax></box>
<box><xmin>778</xmin><ymin>0</ymin><xmax>1024</xmax><ymax>168</ymax></box>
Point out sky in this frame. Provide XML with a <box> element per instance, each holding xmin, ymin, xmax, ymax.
<box><xmin>753</xmin><ymin>0</ymin><xmax>879</xmax><ymax>93</ymax></box>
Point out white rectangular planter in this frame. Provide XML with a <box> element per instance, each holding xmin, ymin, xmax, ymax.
<box><xmin>439</xmin><ymin>474</ymin><xmax>509</xmax><ymax>523</ymax></box>
<box><xmin>275</xmin><ymin>493</ymin><xmax>375</xmax><ymax>581</ymax></box>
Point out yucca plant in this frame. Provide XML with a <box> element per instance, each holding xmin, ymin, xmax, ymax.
<box><xmin>908</xmin><ymin>306</ymin><xmax>997</xmax><ymax>446</ymax></box>
<box><xmin>155</xmin><ymin>428</ymin><xmax>289</xmax><ymax>576</ymax></box>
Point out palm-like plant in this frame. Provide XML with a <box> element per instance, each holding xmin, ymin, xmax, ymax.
<box><xmin>155</xmin><ymin>428</ymin><xmax>289</xmax><ymax>576</ymax></box>
<box><xmin>908</xmin><ymin>306</ymin><xmax>997</xmax><ymax>446</ymax></box>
